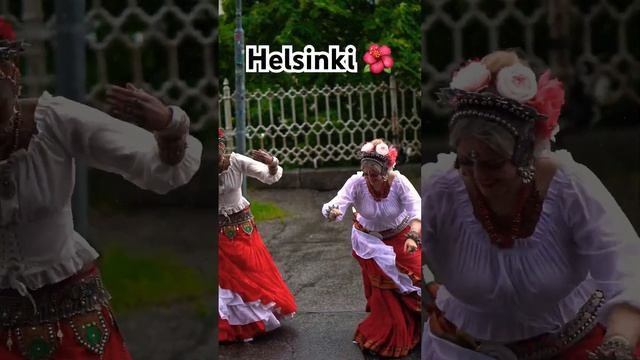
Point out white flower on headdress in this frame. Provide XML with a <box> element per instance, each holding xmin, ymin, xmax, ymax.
<box><xmin>450</xmin><ymin>61</ymin><xmax>491</xmax><ymax>92</ymax></box>
<box><xmin>376</xmin><ymin>143</ymin><xmax>389</xmax><ymax>156</ymax></box>
<box><xmin>361</xmin><ymin>142</ymin><xmax>375</xmax><ymax>152</ymax></box>
<box><xmin>496</xmin><ymin>63</ymin><xmax>537</xmax><ymax>102</ymax></box>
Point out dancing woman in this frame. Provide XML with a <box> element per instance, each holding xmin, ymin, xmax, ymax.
<box><xmin>217</xmin><ymin>128</ymin><xmax>297</xmax><ymax>342</ymax></box>
<box><xmin>421</xmin><ymin>50</ymin><xmax>640</xmax><ymax>359</ymax></box>
<box><xmin>0</xmin><ymin>24</ymin><xmax>202</xmax><ymax>360</ymax></box>
<box><xmin>323</xmin><ymin>139</ymin><xmax>422</xmax><ymax>358</ymax></box>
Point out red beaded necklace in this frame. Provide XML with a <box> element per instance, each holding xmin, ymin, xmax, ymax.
<box><xmin>471</xmin><ymin>180</ymin><xmax>543</xmax><ymax>248</ymax></box>
<box><xmin>366</xmin><ymin>179</ymin><xmax>391</xmax><ymax>201</ymax></box>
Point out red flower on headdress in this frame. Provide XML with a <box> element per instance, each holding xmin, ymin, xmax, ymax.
<box><xmin>387</xmin><ymin>146</ymin><xmax>398</xmax><ymax>168</ymax></box>
<box><xmin>218</xmin><ymin>127</ymin><xmax>224</xmax><ymax>140</ymax></box>
<box><xmin>363</xmin><ymin>44</ymin><xmax>394</xmax><ymax>75</ymax></box>
<box><xmin>0</xmin><ymin>17</ymin><xmax>16</xmax><ymax>41</ymax></box>
<box><xmin>527</xmin><ymin>70</ymin><xmax>565</xmax><ymax>140</ymax></box>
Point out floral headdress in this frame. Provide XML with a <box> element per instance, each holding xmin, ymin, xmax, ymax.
<box><xmin>0</xmin><ymin>17</ymin><xmax>28</xmax><ymax>141</ymax></box>
<box><xmin>217</xmin><ymin>127</ymin><xmax>225</xmax><ymax>142</ymax></box>
<box><xmin>359</xmin><ymin>140</ymin><xmax>398</xmax><ymax>173</ymax></box>
<box><xmin>438</xmin><ymin>53</ymin><xmax>565</xmax><ymax>182</ymax></box>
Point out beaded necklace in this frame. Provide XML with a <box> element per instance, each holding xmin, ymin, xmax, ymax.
<box><xmin>471</xmin><ymin>180</ymin><xmax>543</xmax><ymax>248</ymax></box>
<box><xmin>366</xmin><ymin>179</ymin><xmax>391</xmax><ymax>201</ymax></box>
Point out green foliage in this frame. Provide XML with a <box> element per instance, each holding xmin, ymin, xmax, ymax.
<box><xmin>250</xmin><ymin>200</ymin><xmax>288</xmax><ymax>222</ymax></box>
<box><xmin>219</xmin><ymin>0</ymin><xmax>421</xmax><ymax>90</ymax></box>
<box><xmin>101</xmin><ymin>246</ymin><xmax>212</xmax><ymax>312</ymax></box>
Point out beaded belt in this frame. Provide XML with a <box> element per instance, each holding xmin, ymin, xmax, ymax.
<box><xmin>432</xmin><ymin>290</ymin><xmax>606</xmax><ymax>360</ymax></box>
<box><xmin>219</xmin><ymin>208</ymin><xmax>256</xmax><ymax>240</ymax></box>
<box><xmin>218</xmin><ymin>208</ymin><xmax>254</xmax><ymax>227</ymax></box>
<box><xmin>509</xmin><ymin>290</ymin><xmax>605</xmax><ymax>360</ymax></box>
<box><xmin>0</xmin><ymin>268</ymin><xmax>111</xmax><ymax>328</ymax></box>
<box><xmin>353</xmin><ymin>215</ymin><xmax>410</xmax><ymax>240</ymax></box>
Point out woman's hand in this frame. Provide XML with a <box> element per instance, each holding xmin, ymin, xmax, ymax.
<box><xmin>106</xmin><ymin>83</ymin><xmax>172</xmax><ymax>132</ymax></box>
<box><xmin>249</xmin><ymin>149</ymin><xmax>275</xmax><ymax>165</ymax></box>
<box><xmin>404</xmin><ymin>238</ymin><xmax>418</xmax><ymax>254</ymax></box>
<box><xmin>327</xmin><ymin>208</ymin><xmax>342</xmax><ymax>221</ymax></box>
<box><xmin>590</xmin><ymin>304</ymin><xmax>640</xmax><ymax>359</ymax></box>
<box><xmin>250</xmin><ymin>149</ymin><xmax>278</xmax><ymax>175</ymax></box>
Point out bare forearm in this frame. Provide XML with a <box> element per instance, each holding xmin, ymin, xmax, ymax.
<box><xmin>607</xmin><ymin>303</ymin><xmax>640</xmax><ymax>345</ymax></box>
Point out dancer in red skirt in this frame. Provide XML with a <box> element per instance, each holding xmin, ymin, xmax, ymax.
<box><xmin>217</xmin><ymin>128</ymin><xmax>296</xmax><ymax>342</ymax></box>
<box><xmin>0</xmin><ymin>19</ymin><xmax>202</xmax><ymax>359</ymax></box>
<box><xmin>322</xmin><ymin>139</ymin><xmax>422</xmax><ymax>358</ymax></box>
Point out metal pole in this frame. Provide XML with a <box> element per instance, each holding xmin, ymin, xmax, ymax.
<box><xmin>55</xmin><ymin>0</ymin><xmax>88</xmax><ymax>237</ymax></box>
<box><xmin>234</xmin><ymin>0</ymin><xmax>247</xmax><ymax>194</ymax></box>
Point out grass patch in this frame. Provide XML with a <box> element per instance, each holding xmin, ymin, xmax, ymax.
<box><xmin>100</xmin><ymin>246</ymin><xmax>212</xmax><ymax>313</ymax></box>
<box><xmin>251</xmin><ymin>200</ymin><xmax>288</xmax><ymax>223</ymax></box>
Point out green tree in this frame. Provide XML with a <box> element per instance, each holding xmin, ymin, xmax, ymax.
<box><xmin>219</xmin><ymin>0</ymin><xmax>421</xmax><ymax>90</ymax></box>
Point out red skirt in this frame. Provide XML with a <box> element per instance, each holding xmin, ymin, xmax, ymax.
<box><xmin>352</xmin><ymin>227</ymin><xmax>422</xmax><ymax>358</ymax></box>
<box><xmin>218</xmin><ymin>216</ymin><xmax>296</xmax><ymax>342</ymax></box>
<box><xmin>0</xmin><ymin>266</ymin><xmax>132</xmax><ymax>360</ymax></box>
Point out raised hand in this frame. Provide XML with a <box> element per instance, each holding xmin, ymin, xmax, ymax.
<box><xmin>249</xmin><ymin>149</ymin><xmax>275</xmax><ymax>165</ymax></box>
<box><xmin>106</xmin><ymin>83</ymin><xmax>172</xmax><ymax>132</ymax></box>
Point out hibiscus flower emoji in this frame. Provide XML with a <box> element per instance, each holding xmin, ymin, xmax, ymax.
<box><xmin>363</xmin><ymin>44</ymin><xmax>394</xmax><ymax>74</ymax></box>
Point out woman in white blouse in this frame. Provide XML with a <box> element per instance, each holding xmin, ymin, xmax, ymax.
<box><xmin>421</xmin><ymin>50</ymin><xmax>640</xmax><ymax>359</ymax></box>
<box><xmin>0</xmin><ymin>35</ymin><xmax>202</xmax><ymax>359</ymax></box>
<box><xmin>217</xmin><ymin>128</ymin><xmax>297</xmax><ymax>342</ymax></box>
<box><xmin>322</xmin><ymin>139</ymin><xmax>422</xmax><ymax>358</ymax></box>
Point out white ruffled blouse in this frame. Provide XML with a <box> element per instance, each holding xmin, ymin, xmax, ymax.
<box><xmin>218</xmin><ymin>152</ymin><xmax>283</xmax><ymax>216</ymax></box>
<box><xmin>321</xmin><ymin>171</ymin><xmax>421</xmax><ymax>230</ymax></box>
<box><xmin>0</xmin><ymin>92</ymin><xmax>202</xmax><ymax>294</ymax></box>
<box><xmin>421</xmin><ymin>151</ymin><xmax>640</xmax><ymax>342</ymax></box>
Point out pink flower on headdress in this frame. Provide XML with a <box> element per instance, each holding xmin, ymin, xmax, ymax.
<box><xmin>361</xmin><ymin>142</ymin><xmax>375</xmax><ymax>152</ymax></box>
<box><xmin>528</xmin><ymin>70</ymin><xmax>565</xmax><ymax>140</ymax></box>
<box><xmin>450</xmin><ymin>61</ymin><xmax>491</xmax><ymax>91</ymax></box>
<box><xmin>363</xmin><ymin>44</ymin><xmax>394</xmax><ymax>75</ymax></box>
<box><xmin>387</xmin><ymin>146</ymin><xmax>398</xmax><ymax>168</ymax></box>
<box><xmin>0</xmin><ymin>17</ymin><xmax>15</xmax><ymax>41</ymax></box>
<box><xmin>496</xmin><ymin>64</ymin><xmax>537</xmax><ymax>102</ymax></box>
<box><xmin>376</xmin><ymin>143</ymin><xmax>389</xmax><ymax>156</ymax></box>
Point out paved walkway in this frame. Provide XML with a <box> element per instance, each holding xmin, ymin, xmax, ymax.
<box><xmin>89</xmin><ymin>187</ymin><xmax>420</xmax><ymax>359</ymax></box>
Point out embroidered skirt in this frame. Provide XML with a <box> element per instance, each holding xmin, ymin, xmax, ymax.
<box><xmin>218</xmin><ymin>207</ymin><xmax>296</xmax><ymax>342</ymax></box>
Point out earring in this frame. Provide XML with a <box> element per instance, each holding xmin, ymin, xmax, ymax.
<box><xmin>517</xmin><ymin>164</ymin><xmax>535</xmax><ymax>184</ymax></box>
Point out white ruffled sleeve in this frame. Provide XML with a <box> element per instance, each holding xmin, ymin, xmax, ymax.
<box><xmin>321</xmin><ymin>174</ymin><xmax>360</xmax><ymax>222</ymax></box>
<box><xmin>558</xmin><ymin>151</ymin><xmax>640</xmax><ymax>322</ymax></box>
<box><xmin>36</xmin><ymin>92</ymin><xmax>202</xmax><ymax>195</ymax></box>
<box><xmin>234</xmin><ymin>153</ymin><xmax>282</xmax><ymax>184</ymax></box>
<box><xmin>397</xmin><ymin>173</ymin><xmax>421</xmax><ymax>222</ymax></box>
<box><xmin>421</xmin><ymin>153</ymin><xmax>457</xmax><ymax>285</ymax></box>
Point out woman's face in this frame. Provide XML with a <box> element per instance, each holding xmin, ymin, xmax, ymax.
<box><xmin>217</xmin><ymin>141</ymin><xmax>226</xmax><ymax>161</ymax></box>
<box><xmin>456</xmin><ymin>137</ymin><xmax>519</xmax><ymax>198</ymax></box>
<box><xmin>361</xmin><ymin>163</ymin><xmax>385</xmax><ymax>188</ymax></box>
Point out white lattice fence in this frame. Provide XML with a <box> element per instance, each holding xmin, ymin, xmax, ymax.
<box><xmin>422</xmin><ymin>0</ymin><xmax>640</xmax><ymax>121</ymax></box>
<box><xmin>1</xmin><ymin>0</ymin><xmax>217</xmax><ymax>132</ymax></box>
<box><xmin>220</xmin><ymin>78</ymin><xmax>421</xmax><ymax>168</ymax></box>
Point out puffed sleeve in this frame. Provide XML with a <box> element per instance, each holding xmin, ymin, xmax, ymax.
<box><xmin>321</xmin><ymin>174</ymin><xmax>361</xmax><ymax>222</ymax></box>
<box><xmin>35</xmin><ymin>92</ymin><xmax>202</xmax><ymax>195</ymax></box>
<box><xmin>558</xmin><ymin>151</ymin><xmax>640</xmax><ymax>323</ymax></box>
<box><xmin>233</xmin><ymin>153</ymin><xmax>283</xmax><ymax>184</ymax></box>
<box><xmin>396</xmin><ymin>173</ymin><xmax>421</xmax><ymax>222</ymax></box>
<box><xmin>421</xmin><ymin>153</ymin><xmax>458</xmax><ymax>285</ymax></box>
